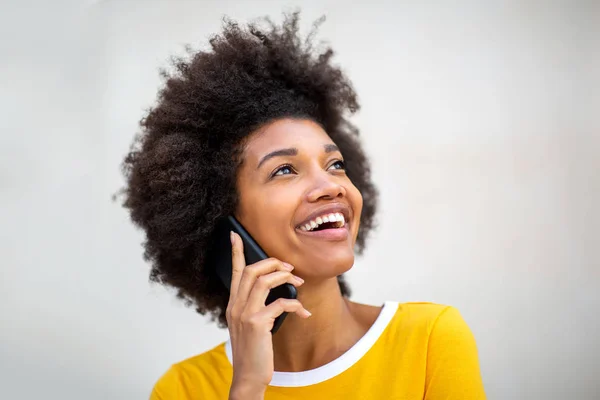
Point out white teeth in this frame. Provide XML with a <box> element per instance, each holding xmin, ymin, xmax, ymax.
<box><xmin>300</xmin><ymin>211</ymin><xmax>347</xmax><ymax>232</ymax></box>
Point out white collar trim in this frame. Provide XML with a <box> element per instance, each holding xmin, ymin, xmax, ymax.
<box><xmin>224</xmin><ymin>300</ymin><xmax>399</xmax><ymax>387</ymax></box>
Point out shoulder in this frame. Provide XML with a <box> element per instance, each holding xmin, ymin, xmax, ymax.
<box><xmin>389</xmin><ymin>302</ymin><xmax>485</xmax><ymax>398</ymax></box>
<box><xmin>172</xmin><ymin>341</ymin><xmax>230</xmax><ymax>374</ymax></box>
<box><xmin>149</xmin><ymin>363</ymin><xmax>182</xmax><ymax>400</ymax></box>
<box><xmin>394</xmin><ymin>303</ymin><xmax>486</xmax><ymax>398</ymax></box>
<box><xmin>390</xmin><ymin>302</ymin><xmax>477</xmax><ymax>349</ymax></box>
<box><xmin>402</xmin><ymin>303</ymin><xmax>475</xmax><ymax>344</ymax></box>
<box><xmin>149</xmin><ymin>342</ymin><xmax>230</xmax><ymax>399</ymax></box>
<box><xmin>395</xmin><ymin>301</ymin><xmax>459</xmax><ymax>331</ymax></box>
<box><xmin>396</xmin><ymin>301</ymin><xmax>451</xmax><ymax>316</ymax></box>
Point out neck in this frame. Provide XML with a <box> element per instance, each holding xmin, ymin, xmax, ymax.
<box><xmin>270</xmin><ymin>277</ymin><xmax>366</xmax><ymax>372</ymax></box>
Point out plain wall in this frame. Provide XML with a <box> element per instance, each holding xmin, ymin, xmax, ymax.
<box><xmin>1</xmin><ymin>0</ymin><xmax>598</xmax><ymax>399</ymax></box>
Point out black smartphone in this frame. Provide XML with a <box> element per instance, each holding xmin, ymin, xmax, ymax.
<box><xmin>209</xmin><ymin>215</ymin><xmax>297</xmax><ymax>334</ymax></box>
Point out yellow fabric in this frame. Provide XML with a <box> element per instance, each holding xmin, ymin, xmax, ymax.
<box><xmin>150</xmin><ymin>303</ymin><xmax>486</xmax><ymax>399</ymax></box>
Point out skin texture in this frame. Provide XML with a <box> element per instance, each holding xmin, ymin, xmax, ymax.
<box><xmin>235</xmin><ymin>118</ymin><xmax>363</xmax><ymax>280</ymax></box>
<box><xmin>226</xmin><ymin>119</ymin><xmax>382</xmax><ymax>397</ymax></box>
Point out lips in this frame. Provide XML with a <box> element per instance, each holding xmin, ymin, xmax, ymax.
<box><xmin>295</xmin><ymin>204</ymin><xmax>351</xmax><ymax>230</ymax></box>
<box><xmin>294</xmin><ymin>204</ymin><xmax>351</xmax><ymax>242</ymax></box>
<box><xmin>295</xmin><ymin>221</ymin><xmax>349</xmax><ymax>241</ymax></box>
<box><xmin>299</xmin><ymin>212</ymin><xmax>345</xmax><ymax>232</ymax></box>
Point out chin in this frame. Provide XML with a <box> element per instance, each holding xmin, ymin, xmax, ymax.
<box><xmin>299</xmin><ymin>251</ymin><xmax>355</xmax><ymax>279</ymax></box>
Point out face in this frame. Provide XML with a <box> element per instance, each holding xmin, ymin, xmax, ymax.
<box><xmin>235</xmin><ymin>118</ymin><xmax>363</xmax><ymax>280</ymax></box>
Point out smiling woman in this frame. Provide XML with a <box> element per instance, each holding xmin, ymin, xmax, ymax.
<box><xmin>119</xmin><ymin>12</ymin><xmax>486</xmax><ymax>400</ymax></box>
<box><xmin>236</xmin><ymin>119</ymin><xmax>363</xmax><ymax>279</ymax></box>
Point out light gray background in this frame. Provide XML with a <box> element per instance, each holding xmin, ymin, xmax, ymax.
<box><xmin>1</xmin><ymin>1</ymin><xmax>598</xmax><ymax>399</ymax></box>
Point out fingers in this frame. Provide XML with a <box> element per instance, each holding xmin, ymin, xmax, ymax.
<box><xmin>227</xmin><ymin>231</ymin><xmax>305</xmax><ymax>329</ymax></box>
<box><xmin>254</xmin><ymin>298</ymin><xmax>311</xmax><ymax>322</ymax></box>
<box><xmin>234</xmin><ymin>257</ymin><xmax>296</xmax><ymax>307</ymax></box>
<box><xmin>245</xmin><ymin>271</ymin><xmax>304</xmax><ymax>313</ymax></box>
<box><xmin>229</xmin><ymin>231</ymin><xmax>246</xmax><ymax>304</ymax></box>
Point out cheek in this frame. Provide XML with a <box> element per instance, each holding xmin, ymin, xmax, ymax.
<box><xmin>239</xmin><ymin>188</ymin><xmax>294</xmax><ymax>234</ymax></box>
<box><xmin>349</xmin><ymin>184</ymin><xmax>363</xmax><ymax>235</ymax></box>
<box><xmin>246</xmin><ymin>193</ymin><xmax>297</xmax><ymax>259</ymax></box>
<box><xmin>262</xmin><ymin>189</ymin><xmax>294</xmax><ymax>219</ymax></box>
<box><xmin>349</xmin><ymin>182</ymin><xmax>363</xmax><ymax>216</ymax></box>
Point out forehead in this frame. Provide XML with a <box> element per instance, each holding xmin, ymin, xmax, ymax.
<box><xmin>243</xmin><ymin>118</ymin><xmax>334</xmax><ymax>160</ymax></box>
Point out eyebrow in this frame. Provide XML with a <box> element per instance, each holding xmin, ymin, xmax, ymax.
<box><xmin>256</xmin><ymin>144</ymin><xmax>340</xmax><ymax>170</ymax></box>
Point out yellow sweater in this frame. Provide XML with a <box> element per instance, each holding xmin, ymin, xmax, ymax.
<box><xmin>150</xmin><ymin>302</ymin><xmax>486</xmax><ymax>399</ymax></box>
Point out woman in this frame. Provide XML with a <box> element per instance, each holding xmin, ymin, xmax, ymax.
<box><xmin>121</xmin><ymin>12</ymin><xmax>486</xmax><ymax>399</ymax></box>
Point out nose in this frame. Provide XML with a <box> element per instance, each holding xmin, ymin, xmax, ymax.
<box><xmin>306</xmin><ymin>171</ymin><xmax>346</xmax><ymax>202</ymax></box>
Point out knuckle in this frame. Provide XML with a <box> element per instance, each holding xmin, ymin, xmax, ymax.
<box><xmin>270</xmin><ymin>301</ymin><xmax>283</xmax><ymax>313</ymax></box>
<box><xmin>228</xmin><ymin>306</ymin><xmax>240</xmax><ymax>321</ymax></box>
<box><xmin>240</xmin><ymin>312</ymin><xmax>259</xmax><ymax>326</ymax></box>
<box><xmin>283</xmin><ymin>271</ymin><xmax>293</xmax><ymax>279</ymax></box>
<box><xmin>225</xmin><ymin>306</ymin><xmax>233</xmax><ymax>321</ymax></box>
<box><xmin>246</xmin><ymin>265</ymin><xmax>260</xmax><ymax>276</ymax></box>
<box><xmin>239</xmin><ymin>311</ymin><xmax>250</xmax><ymax>324</ymax></box>
<box><xmin>256</xmin><ymin>275</ymin><xmax>269</xmax><ymax>288</ymax></box>
<box><xmin>267</xmin><ymin>257</ymin><xmax>282</xmax><ymax>267</ymax></box>
<box><xmin>275</xmin><ymin>297</ymin><xmax>293</xmax><ymax>308</ymax></box>
<box><xmin>247</xmin><ymin>315</ymin><xmax>261</xmax><ymax>326</ymax></box>
<box><xmin>289</xmin><ymin>299</ymin><xmax>302</xmax><ymax>309</ymax></box>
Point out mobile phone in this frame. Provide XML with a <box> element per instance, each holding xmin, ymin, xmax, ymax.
<box><xmin>209</xmin><ymin>215</ymin><xmax>297</xmax><ymax>334</ymax></box>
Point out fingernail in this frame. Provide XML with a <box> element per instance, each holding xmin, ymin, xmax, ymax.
<box><xmin>294</xmin><ymin>276</ymin><xmax>304</xmax><ymax>284</ymax></box>
<box><xmin>304</xmin><ymin>309</ymin><xmax>312</xmax><ymax>317</ymax></box>
<box><xmin>230</xmin><ymin>231</ymin><xmax>235</xmax><ymax>245</ymax></box>
<box><xmin>282</xmin><ymin>262</ymin><xmax>294</xmax><ymax>271</ymax></box>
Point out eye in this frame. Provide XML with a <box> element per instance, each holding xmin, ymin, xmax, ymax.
<box><xmin>272</xmin><ymin>164</ymin><xmax>295</xmax><ymax>177</ymax></box>
<box><xmin>328</xmin><ymin>160</ymin><xmax>346</xmax><ymax>171</ymax></box>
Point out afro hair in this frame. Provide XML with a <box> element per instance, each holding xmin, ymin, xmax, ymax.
<box><xmin>119</xmin><ymin>12</ymin><xmax>378</xmax><ymax>328</ymax></box>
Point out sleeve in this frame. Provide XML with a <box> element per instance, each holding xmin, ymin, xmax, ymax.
<box><xmin>424</xmin><ymin>306</ymin><xmax>486</xmax><ymax>400</ymax></box>
<box><xmin>149</xmin><ymin>365</ymin><xmax>182</xmax><ymax>400</ymax></box>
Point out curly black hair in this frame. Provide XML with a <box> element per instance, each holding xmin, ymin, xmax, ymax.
<box><xmin>119</xmin><ymin>12</ymin><xmax>378</xmax><ymax>328</ymax></box>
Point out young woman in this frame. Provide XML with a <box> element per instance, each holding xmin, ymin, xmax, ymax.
<box><xmin>121</xmin><ymin>12</ymin><xmax>486</xmax><ymax>400</ymax></box>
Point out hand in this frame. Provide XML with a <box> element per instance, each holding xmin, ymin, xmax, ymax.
<box><xmin>226</xmin><ymin>231</ymin><xmax>311</xmax><ymax>397</ymax></box>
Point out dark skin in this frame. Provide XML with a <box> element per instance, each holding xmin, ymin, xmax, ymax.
<box><xmin>227</xmin><ymin>118</ymin><xmax>382</xmax><ymax>398</ymax></box>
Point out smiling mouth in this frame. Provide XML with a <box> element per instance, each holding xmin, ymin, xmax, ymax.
<box><xmin>297</xmin><ymin>212</ymin><xmax>346</xmax><ymax>232</ymax></box>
